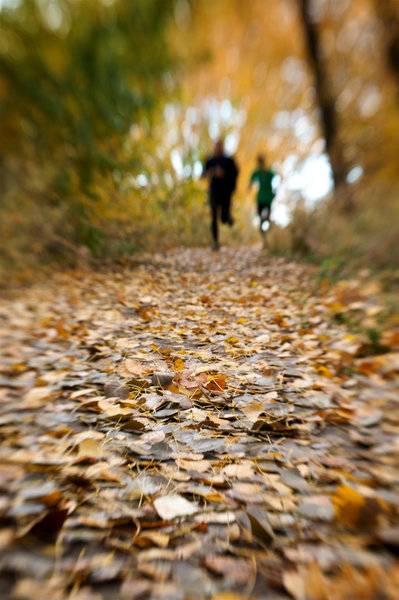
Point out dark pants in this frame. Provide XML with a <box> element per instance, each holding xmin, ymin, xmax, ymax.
<box><xmin>210</xmin><ymin>193</ymin><xmax>231</xmax><ymax>243</ymax></box>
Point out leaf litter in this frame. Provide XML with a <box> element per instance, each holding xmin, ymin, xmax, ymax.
<box><xmin>0</xmin><ymin>247</ymin><xmax>398</xmax><ymax>599</ymax></box>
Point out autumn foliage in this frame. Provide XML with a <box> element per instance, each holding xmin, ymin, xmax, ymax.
<box><xmin>0</xmin><ymin>0</ymin><xmax>398</xmax><ymax>275</ymax></box>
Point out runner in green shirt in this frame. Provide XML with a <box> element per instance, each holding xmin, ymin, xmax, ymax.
<box><xmin>248</xmin><ymin>154</ymin><xmax>276</xmax><ymax>242</ymax></box>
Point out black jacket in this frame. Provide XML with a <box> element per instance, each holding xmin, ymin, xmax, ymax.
<box><xmin>204</xmin><ymin>155</ymin><xmax>239</xmax><ymax>196</ymax></box>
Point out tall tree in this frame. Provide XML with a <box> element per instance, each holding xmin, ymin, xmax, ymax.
<box><xmin>298</xmin><ymin>0</ymin><xmax>349</xmax><ymax>200</ymax></box>
<box><xmin>374</xmin><ymin>0</ymin><xmax>399</xmax><ymax>93</ymax></box>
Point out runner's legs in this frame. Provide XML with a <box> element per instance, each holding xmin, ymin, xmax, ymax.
<box><xmin>210</xmin><ymin>193</ymin><xmax>220</xmax><ymax>246</ymax></box>
<box><xmin>221</xmin><ymin>194</ymin><xmax>232</xmax><ymax>225</ymax></box>
<box><xmin>258</xmin><ymin>204</ymin><xmax>271</xmax><ymax>247</ymax></box>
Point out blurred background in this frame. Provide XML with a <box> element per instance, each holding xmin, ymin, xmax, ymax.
<box><xmin>0</xmin><ymin>0</ymin><xmax>398</xmax><ymax>280</ymax></box>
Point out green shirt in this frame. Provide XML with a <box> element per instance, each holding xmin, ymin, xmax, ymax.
<box><xmin>250</xmin><ymin>168</ymin><xmax>275</xmax><ymax>206</ymax></box>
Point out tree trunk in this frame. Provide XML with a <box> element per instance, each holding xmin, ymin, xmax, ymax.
<box><xmin>374</xmin><ymin>0</ymin><xmax>399</xmax><ymax>91</ymax></box>
<box><xmin>298</xmin><ymin>0</ymin><xmax>349</xmax><ymax>200</ymax></box>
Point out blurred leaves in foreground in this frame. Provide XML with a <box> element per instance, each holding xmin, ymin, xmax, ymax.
<box><xmin>1</xmin><ymin>0</ymin><xmax>399</xmax><ymax>281</ymax></box>
<box><xmin>0</xmin><ymin>248</ymin><xmax>398</xmax><ymax>598</ymax></box>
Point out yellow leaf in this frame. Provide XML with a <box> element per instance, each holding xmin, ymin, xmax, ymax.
<box><xmin>173</xmin><ymin>358</ymin><xmax>185</xmax><ymax>372</ymax></box>
<box><xmin>78</xmin><ymin>439</ymin><xmax>104</xmax><ymax>458</ymax></box>
<box><xmin>166</xmin><ymin>383</ymin><xmax>180</xmax><ymax>394</ymax></box>
<box><xmin>314</xmin><ymin>365</ymin><xmax>334</xmax><ymax>379</ymax></box>
<box><xmin>332</xmin><ymin>485</ymin><xmax>366</xmax><ymax>528</ymax></box>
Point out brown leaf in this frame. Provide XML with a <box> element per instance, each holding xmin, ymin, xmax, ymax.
<box><xmin>120</xmin><ymin>579</ymin><xmax>152</xmax><ymax>599</ymax></box>
<box><xmin>151</xmin><ymin>372</ymin><xmax>174</xmax><ymax>386</ymax></box>
<box><xmin>124</xmin><ymin>359</ymin><xmax>148</xmax><ymax>376</ymax></box>
<box><xmin>204</xmin><ymin>555</ymin><xmax>255</xmax><ymax>584</ymax></box>
<box><xmin>205</xmin><ymin>376</ymin><xmax>227</xmax><ymax>391</ymax></box>
<box><xmin>30</xmin><ymin>508</ymin><xmax>69</xmax><ymax>540</ymax></box>
<box><xmin>246</xmin><ymin>506</ymin><xmax>275</xmax><ymax>543</ymax></box>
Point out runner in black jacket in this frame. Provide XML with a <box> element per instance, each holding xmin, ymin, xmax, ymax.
<box><xmin>204</xmin><ymin>140</ymin><xmax>239</xmax><ymax>250</ymax></box>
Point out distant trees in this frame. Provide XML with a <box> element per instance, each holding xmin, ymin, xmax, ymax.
<box><xmin>0</xmin><ymin>0</ymin><xmax>176</xmax><ymax>189</ymax></box>
<box><xmin>0</xmin><ymin>0</ymin><xmax>178</xmax><ymax>262</ymax></box>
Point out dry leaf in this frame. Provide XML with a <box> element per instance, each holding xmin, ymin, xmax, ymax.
<box><xmin>222</xmin><ymin>464</ymin><xmax>254</xmax><ymax>479</ymax></box>
<box><xmin>124</xmin><ymin>359</ymin><xmax>148</xmax><ymax>376</ymax></box>
<box><xmin>204</xmin><ymin>556</ymin><xmax>255</xmax><ymax>584</ymax></box>
<box><xmin>153</xmin><ymin>494</ymin><xmax>199</xmax><ymax>520</ymax></box>
<box><xmin>23</xmin><ymin>387</ymin><xmax>52</xmax><ymax>407</ymax></box>
<box><xmin>332</xmin><ymin>485</ymin><xmax>366</xmax><ymax>528</ymax></box>
<box><xmin>77</xmin><ymin>439</ymin><xmax>104</xmax><ymax>458</ymax></box>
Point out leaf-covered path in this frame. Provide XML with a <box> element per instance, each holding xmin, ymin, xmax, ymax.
<box><xmin>1</xmin><ymin>248</ymin><xmax>398</xmax><ymax>600</ymax></box>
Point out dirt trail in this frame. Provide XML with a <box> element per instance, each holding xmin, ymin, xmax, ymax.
<box><xmin>0</xmin><ymin>247</ymin><xmax>398</xmax><ymax>599</ymax></box>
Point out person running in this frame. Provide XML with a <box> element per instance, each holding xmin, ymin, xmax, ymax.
<box><xmin>204</xmin><ymin>139</ymin><xmax>239</xmax><ymax>250</ymax></box>
<box><xmin>248</xmin><ymin>154</ymin><xmax>276</xmax><ymax>244</ymax></box>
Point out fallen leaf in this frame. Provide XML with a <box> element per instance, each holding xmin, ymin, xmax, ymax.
<box><xmin>173</xmin><ymin>358</ymin><xmax>185</xmax><ymax>371</ymax></box>
<box><xmin>222</xmin><ymin>463</ymin><xmax>254</xmax><ymax>479</ymax></box>
<box><xmin>23</xmin><ymin>386</ymin><xmax>52</xmax><ymax>407</ymax></box>
<box><xmin>77</xmin><ymin>439</ymin><xmax>104</xmax><ymax>458</ymax></box>
<box><xmin>124</xmin><ymin>359</ymin><xmax>148</xmax><ymax>376</ymax></box>
<box><xmin>151</xmin><ymin>372</ymin><xmax>174</xmax><ymax>386</ymax></box>
<box><xmin>246</xmin><ymin>506</ymin><xmax>275</xmax><ymax>543</ymax></box>
<box><xmin>283</xmin><ymin>570</ymin><xmax>306</xmax><ymax>600</ymax></box>
<box><xmin>140</xmin><ymin>431</ymin><xmax>166</xmax><ymax>444</ymax></box>
<box><xmin>332</xmin><ymin>485</ymin><xmax>366</xmax><ymax>528</ymax></box>
<box><xmin>206</xmin><ymin>376</ymin><xmax>227</xmax><ymax>391</ymax></box>
<box><xmin>177</xmin><ymin>459</ymin><xmax>211</xmax><ymax>473</ymax></box>
<box><xmin>204</xmin><ymin>555</ymin><xmax>255</xmax><ymax>584</ymax></box>
<box><xmin>153</xmin><ymin>494</ymin><xmax>199</xmax><ymax>520</ymax></box>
